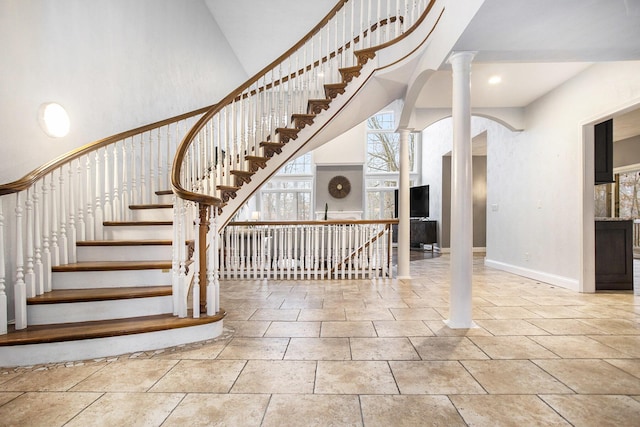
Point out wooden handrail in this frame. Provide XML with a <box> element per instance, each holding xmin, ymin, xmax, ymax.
<box><xmin>0</xmin><ymin>104</ymin><xmax>214</xmax><ymax>196</ymax></box>
<box><xmin>228</xmin><ymin>219</ymin><xmax>399</xmax><ymax>227</ymax></box>
<box><xmin>172</xmin><ymin>0</ymin><xmax>437</xmax><ymax>208</ymax></box>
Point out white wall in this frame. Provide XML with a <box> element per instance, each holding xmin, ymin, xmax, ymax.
<box><xmin>485</xmin><ymin>61</ymin><xmax>640</xmax><ymax>291</ymax></box>
<box><xmin>0</xmin><ymin>0</ymin><xmax>246</xmax><ymax>183</ymax></box>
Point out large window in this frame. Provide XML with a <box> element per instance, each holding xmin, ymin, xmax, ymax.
<box><xmin>259</xmin><ymin>153</ymin><xmax>313</xmax><ymax>220</ymax></box>
<box><xmin>365</xmin><ymin>112</ymin><xmax>419</xmax><ymax>219</ymax></box>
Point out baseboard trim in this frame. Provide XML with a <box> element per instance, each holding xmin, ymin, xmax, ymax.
<box><xmin>484</xmin><ymin>258</ymin><xmax>579</xmax><ymax>292</ymax></box>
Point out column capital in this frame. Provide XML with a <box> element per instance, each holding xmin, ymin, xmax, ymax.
<box><xmin>447</xmin><ymin>51</ymin><xmax>477</xmax><ymax>67</ymax></box>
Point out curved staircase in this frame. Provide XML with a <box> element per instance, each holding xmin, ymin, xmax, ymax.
<box><xmin>0</xmin><ymin>190</ymin><xmax>224</xmax><ymax>367</ymax></box>
<box><xmin>0</xmin><ymin>0</ymin><xmax>481</xmax><ymax>367</ymax></box>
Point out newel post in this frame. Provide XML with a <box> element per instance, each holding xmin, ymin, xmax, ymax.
<box><xmin>198</xmin><ymin>203</ymin><xmax>210</xmax><ymax>314</ymax></box>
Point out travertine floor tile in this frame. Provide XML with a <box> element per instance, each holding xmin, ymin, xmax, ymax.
<box><xmin>541</xmin><ymin>394</ymin><xmax>640</xmax><ymax>427</ymax></box>
<box><xmin>315</xmin><ymin>361</ymin><xmax>398</xmax><ymax>394</ymax></box>
<box><xmin>217</xmin><ymin>337</ymin><xmax>289</xmax><ymax>359</ymax></box>
<box><xmin>461</xmin><ymin>360</ymin><xmax>572</xmax><ymax>394</ymax></box>
<box><xmin>409</xmin><ymin>336</ymin><xmax>489</xmax><ymax>360</ymax></box>
<box><xmin>264</xmin><ymin>321</ymin><xmax>321</xmax><ymax>337</ymax></box>
<box><xmin>231</xmin><ymin>360</ymin><xmax>316</xmax><ymax>394</ymax></box>
<box><xmin>0</xmin><ymin>392</ymin><xmax>101</xmax><ymax>427</ymax></box>
<box><xmin>249</xmin><ymin>308</ymin><xmax>300</xmax><ymax>321</ymax></box>
<box><xmin>0</xmin><ymin>391</ymin><xmax>21</xmax><ymax>406</ymax></box>
<box><xmin>390</xmin><ymin>361</ymin><xmax>485</xmax><ymax>394</ymax></box>
<box><xmin>284</xmin><ymin>337</ymin><xmax>351</xmax><ymax>360</ymax></box>
<box><xmin>589</xmin><ymin>335</ymin><xmax>640</xmax><ymax>357</ymax></box>
<box><xmin>389</xmin><ymin>307</ymin><xmax>443</xmax><ymax>320</ymax></box>
<box><xmin>154</xmin><ymin>340</ymin><xmax>228</xmax><ymax>360</ymax></box>
<box><xmin>480</xmin><ymin>306</ymin><xmax>543</xmax><ymax>319</ymax></box>
<box><xmin>345</xmin><ymin>308</ymin><xmax>395</xmax><ymax>321</ymax></box>
<box><xmin>262</xmin><ymin>394</ymin><xmax>362</xmax><ymax>427</ymax></box>
<box><xmin>350</xmin><ymin>337</ymin><xmax>420</xmax><ymax>360</ymax></box>
<box><xmin>474</xmin><ymin>319</ymin><xmax>549</xmax><ymax>336</ymax></box>
<box><xmin>424</xmin><ymin>320</ymin><xmax>492</xmax><ymax>337</ymax></box>
<box><xmin>149</xmin><ymin>359</ymin><xmax>245</xmax><ymax>393</ymax></box>
<box><xmin>321</xmin><ymin>321</ymin><xmax>376</xmax><ymax>337</ymax></box>
<box><xmin>64</xmin><ymin>392</ymin><xmax>184</xmax><ymax>427</ymax></box>
<box><xmin>523</xmin><ymin>305</ymin><xmax>594</xmax><ymax>319</ymax></box>
<box><xmin>0</xmin><ymin>363</ymin><xmax>106</xmax><ymax>392</ymax></box>
<box><xmin>373</xmin><ymin>320</ymin><xmax>434</xmax><ymax>337</ymax></box>
<box><xmin>163</xmin><ymin>394</ymin><xmax>270</xmax><ymax>427</ymax></box>
<box><xmin>533</xmin><ymin>359</ymin><xmax>640</xmax><ymax>394</ymax></box>
<box><xmin>298</xmin><ymin>308</ymin><xmax>346</xmax><ymax>321</ymax></box>
<box><xmin>605</xmin><ymin>359</ymin><xmax>640</xmax><ymax>379</ymax></box>
<box><xmin>224</xmin><ymin>320</ymin><xmax>271</xmax><ymax>337</ymax></box>
<box><xmin>360</xmin><ymin>395</ymin><xmax>466</xmax><ymax>427</ymax></box>
<box><xmin>451</xmin><ymin>394</ymin><xmax>571</xmax><ymax>427</ymax></box>
<box><xmin>530</xmin><ymin>335</ymin><xmax>631</xmax><ymax>358</ymax></box>
<box><xmin>71</xmin><ymin>359</ymin><xmax>178</xmax><ymax>392</ymax></box>
<box><xmin>470</xmin><ymin>336</ymin><xmax>559</xmax><ymax>359</ymax></box>
<box><xmin>526</xmin><ymin>318</ymin><xmax>607</xmax><ymax>335</ymax></box>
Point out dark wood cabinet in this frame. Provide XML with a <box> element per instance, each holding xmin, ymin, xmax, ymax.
<box><xmin>392</xmin><ymin>220</ymin><xmax>437</xmax><ymax>248</ymax></box>
<box><xmin>594</xmin><ymin>118</ymin><xmax>614</xmax><ymax>184</ymax></box>
<box><xmin>595</xmin><ymin>219</ymin><xmax>633</xmax><ymax>291</ymax></box>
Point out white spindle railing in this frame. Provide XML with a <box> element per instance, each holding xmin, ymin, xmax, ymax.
<box><xmin>219</xmin><ymin>220</ymin><xmax>396</xmax><ymax>280</ymax></box>
<box><xmin>171</xmin><ymin>0</ymin><xmax>435</xmax><ymax>316</ymax></box>
<box><xmin>0</xmin><ymin>109</ymin><xmax>207</xmax><ymax>333</ymax></box>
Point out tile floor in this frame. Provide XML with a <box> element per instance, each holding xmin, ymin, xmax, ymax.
<box><xmin>1</xmin><ymin>254</ymin><xmax>640</xmax><ymax>426</ymax></box>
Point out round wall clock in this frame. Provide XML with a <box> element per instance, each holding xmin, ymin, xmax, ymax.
<box><xmin>328</xmin><ymin>175</ymin><xmax>351</xmax><ymax>199</ymax></box>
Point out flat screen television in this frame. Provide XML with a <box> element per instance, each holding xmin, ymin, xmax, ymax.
<box><xmin>394</xmin><ymin>185</ymin><xmax>429</xmax><ymax>218</ymax></box>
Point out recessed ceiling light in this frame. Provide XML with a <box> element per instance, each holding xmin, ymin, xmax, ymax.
<box><xmin>488</xmin><ymin>75</ymin><xmax>502</xmax><ymax>85</ymax></box>
<box><xmin>38</xmin><ymin>102</ymin><xmax>70</xmax><ymax>138</ymax></box>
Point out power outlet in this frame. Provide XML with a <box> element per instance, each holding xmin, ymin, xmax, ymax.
<box><xmin>525</xmin><ymin>252</ymin><xmax>530</xmax><ymax>261</ymax></box>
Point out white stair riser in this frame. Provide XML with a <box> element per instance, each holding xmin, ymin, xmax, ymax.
<box><xmin>103</xmin><ymin>224</ymin><xmax>173</xmax><ymax>240</ymax></box>
<box><xmin>156</xmin><ymin>193</ymin><xmax>174</xmax><ymax>204</ymax></box>
<box><xmin>27</xmin><ymin>296</ymin><xmax>173</xmax><ymax>325</ymax></box>
<box><xmin>130</xmin><ymin>208</ymin><xmax>173</xmax><ymax>222</ymax></box>
<box><xmin>52</xmin><ymin>269</ymin><xmax>172</xmax><ymax>289</ymax></box>
<box><xmin>77</xmin><ymin>245</ymin><xmax>173</xmax><ymax>262</ymax></box>
<box><xmin>0</xmin><ymin>320</ymin><xmax>223</xmax><ymax>367</ymax></box>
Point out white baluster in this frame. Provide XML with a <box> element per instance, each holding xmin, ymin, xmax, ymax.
<box><xmin>157</xmin><ymin>128</ymin><xmax>163</xmax><ymax>196</ymax></box>
<box><xmin>112</xmin><ymin>143</ymin><xmax>120</xmax><ymax>221</ymax></box>
<box><xmin>76</xmin><ymin>159</ymin><xmax>86</xmax><ymax>242</ymax></box>
<box><xmin>85</xmin><ymin>155</ymin><xmax>95</xmax><ymax>241</ymax></box>
<box><xmin>171</xmin><ymin>195</ymin><xmax>179</xmax><ymax>316</ymax></box>
<box><xmin>94</xmin><ymin>151</ymin><xmax>104</xmax><ymax>240</ymax></box>
<box><xmin>192</xmin><ymin>211</ymin><xmax>200</xmax><ymax>318</ymax></box>
<box><xmin>131</xmin><ymin>135</ymin><xmax>138</xmax><ymax>206</ymax></box>
<box><xmin>121</xmin><ymin>139</ymin><xmax>130</xmax><ymax>221</ymax></box>
<box><xmin>140</xmin><ymin>134</ymin><xmax>147</xmax><ymax>204</ymax></box>
<box><xmin>0</xmin><ymin>198</ymin><xmax>7</xmax><ymax>334</ymax></box>
<box><xmin>24</xmin><ymin>189</ymin><xmax>35</xmax><ymax>297</ymax></box>
<box><xmin>103</xmin><ymin>147</ymin><xmax>112</xmax><ymax>222</ymax></box>
<box><xmin>58</xmin><ymin>168</ymin><xmax>69</xmax><ymax>265</ymax></box>
<box><xmin>314</xmin><ymin>225</ymin><xmax>320</xmax><ymax>280</ymax></box>
<box><xmin>41</xmin><ymin>177</ymin><xmax>52</xmax><ymax>292</ymax></box>
<box><xmin>265</xmin><ymin>228</ymin><xmax>271</xmax><ymax>279</ymax></box>
<box><xmin>50</xmin><ymin>172</ymin><xmax>60</xmax><ymax>266</ymax></box>
<box><xmin>68</xmin><ymin>163</ymin><xmax>77</xmax><ymax>263</ymax></box>
<box><xmin>177</xmin><ymin>198</ymin><xmax>187</xmax><ymax>317</ymax></box>
<box><xmin>207</xmin><ymin>208</ymin><xmax>218</xmax><ymax>315</ymax></box>
<box><xmin>149</xmin><ymin>130</ymin><xmax>155</xmax><ymax>203</ymax></box>
<box><xmin>32</xmin><ymin>184</ymin><xmax>44</xmax><ymax>295</ymax></box>
<box><xmin>14</xmin><ymin>192</ymin><xmax>27</xmax><ymax>329</ymax></box>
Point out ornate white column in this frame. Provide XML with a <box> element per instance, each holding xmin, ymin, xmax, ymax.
<box><xmin>447</xmin><ymin>51</ymin><xmax>476</xmax><ymax>328</ymax></box>
<box><xmin>397</xmin><ymin>128</ymin><xmax>411</xmax><ymax>279</ymax></box>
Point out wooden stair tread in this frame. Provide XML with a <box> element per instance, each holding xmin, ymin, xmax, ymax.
<box><xmin>53</xmin><ymin>260</ymin><xmax>172</xmax><ymax>272</ymax></box>
<box><xmin>77</xmin><ymin>239</ymin><xmax>174</xmax><ymax>246</ymax></box>
<box><xmin>103</xmin><ymin>220</ymin><xmax>173</xmax><ymax>226</ymax></box>
<box><xmin>129</xmin><ymin>204</ymin><xmax>173</xmax><ymax>210</ymax></box>
<box><xmin>0</xmin><ymin>311</ymin><xmax>226</xmax><ymax>346</ymax></box>
<box><xmin>27</xmin><ymin>286</ymin><xmax>172</xmax><ymax>304</ymax></box>
<box><xmin>156</xmin><ymin>190</ymin><xmax>173</xmax><ymax>196</ymax></box>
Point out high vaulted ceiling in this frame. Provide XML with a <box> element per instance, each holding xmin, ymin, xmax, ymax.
<box><xmin>206</xmin><ymin>0</ymin><xmax>640</xmax><ymax>138</ymax></box>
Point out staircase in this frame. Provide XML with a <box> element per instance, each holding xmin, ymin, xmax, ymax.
<box><xmin>0</xmin><ymin>190</ymin><xmax>224</xmax><ymax>367</ymax></box>
<box><xmin>0</xmin><ymin>0</ymin><xmax>475</xmax><ymax>367</ymax></box>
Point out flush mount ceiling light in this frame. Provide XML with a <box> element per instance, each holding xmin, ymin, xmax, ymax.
<box><xmin>38</xmin><ymin>102</ymin><xmax>70</xmax><ymax>138</ymax></box>
<box><xmin>488</xmin><ymin>75</ymin><xmax>502</xmax><ymax>85</ymax></box>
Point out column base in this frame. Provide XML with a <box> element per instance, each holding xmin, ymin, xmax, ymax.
<box><xmin>443</xmin><ymin>319</ymin><xmax>478</xmax><ymax>329</ymax></box>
